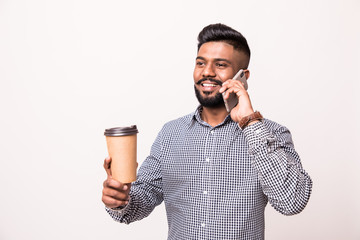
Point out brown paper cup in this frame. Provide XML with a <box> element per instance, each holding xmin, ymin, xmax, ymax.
<box><xmin>104</xmin><ymin>126</ymin><xmax>138</xmax><ymax>183</ymax></box>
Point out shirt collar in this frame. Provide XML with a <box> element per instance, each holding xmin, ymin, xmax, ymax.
<box><xmin>191</xmin><ymin>105</ymin><xmax>233</xmax><ymax>128</ymax></box>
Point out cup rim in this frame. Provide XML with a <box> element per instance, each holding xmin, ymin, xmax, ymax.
<box><xmin>104</xmin><ymin>125</ymin><xmax>138</xmax><ymax>136</ymax></box>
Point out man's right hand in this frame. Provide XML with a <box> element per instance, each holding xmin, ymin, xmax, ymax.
<box><xmin>102</xmin><ymin>156</ymin><xmax>131</xmax><ymax>209</ymax></box>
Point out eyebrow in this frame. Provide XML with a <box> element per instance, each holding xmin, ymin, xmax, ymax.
<box><xmin>196</xmin><ymin>56</ymin><xmax>232</xmax><ymax>64</ymax></box>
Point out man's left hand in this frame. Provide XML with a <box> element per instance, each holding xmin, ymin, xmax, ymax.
<box><xmin>219</xmin><ymin>79</ymin><xmax>255</xmax><ymax>123</ymax></box>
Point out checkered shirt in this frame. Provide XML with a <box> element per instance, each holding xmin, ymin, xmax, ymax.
<box><xmin>106</xmin><ymin>106</ymin><xmax>312</xmax><ymax>240</ymax></box>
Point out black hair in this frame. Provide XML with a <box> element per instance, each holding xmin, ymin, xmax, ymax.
<box><xmin>197</xmin><ymin>23</ymin><xmax>251</xmax><ymax>67</ymax></box>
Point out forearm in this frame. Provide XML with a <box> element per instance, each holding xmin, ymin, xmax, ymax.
<box><xmin>243</xmin><ymin>120</ymin><xmax>312</xmax><ymax>215</ymax></box>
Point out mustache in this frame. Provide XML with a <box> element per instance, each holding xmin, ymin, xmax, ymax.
<box><xmin>196</xmin><ymin>78</ymin><xmax>223</xmax><ymax>86</ymax></box>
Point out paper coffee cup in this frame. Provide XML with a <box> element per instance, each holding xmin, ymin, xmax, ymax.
<box><xmin>104</xmin><ymin>125</ymin><xmax>138</xmax><ymax>183</ymax></box>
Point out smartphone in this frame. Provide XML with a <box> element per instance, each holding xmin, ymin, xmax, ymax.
<box><xmin>223</xmin><ymin>69</ymin><xmax>248</xmax><ymax>112</ymax></box>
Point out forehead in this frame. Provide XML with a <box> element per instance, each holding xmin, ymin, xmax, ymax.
<box><xmin>197</xmin><ymin>41</ymin><xmax>245</xmax><ymax>65</ymax></box>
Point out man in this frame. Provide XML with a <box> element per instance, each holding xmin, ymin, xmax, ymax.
<box><xmin>102</xmin><ymin>23</ymin><xmax>312</xmax><ymax>240</ymax></box>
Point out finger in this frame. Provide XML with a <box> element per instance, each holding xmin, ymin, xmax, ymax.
<box><xmin>103</xmin><ymin>156</ymin><xmax>112</xmax><ymax>176</ymax></box>
<box><xmin>103</xmin><ymin>187</ymin><xmax>130</xmax><ymax>201</ymax></box>
<box><xmin>220</xmin><ymin>80</ymin><xmax>238</xmax><ymax>93</ymax></box>
<box><xmin>103</xmin><ymin>178</ymin><xmax>132</xmax><ymax>193</ymax></box>
<box><xmin>219</xmin><ymin>81</ymin><xmax>229</xmax><ymax>93</ymax></box>
<box><xmin>103</xmin><ymin>177</ymin><xmax>122</xmax><ymax>189</ymax></box>
<box><xmin>102</xmin><ymin>195</ymin><xmax>129</xmax><ymax>209</ymax></box>
<box><xmin>228</xmin><ymin>80</ymin><xmax>243</xmax><ymax>89</ymax></box>
<box><xmin>224</xmin><ymin>81</ymin><xmax>246</xmax><ymax>97</ymax></box>
<box><xmin>222</xmin><ymin>85</ymin><xmax>237</xmax><ymax>99</ymax></box>
<box><xmin>222</xmin><ymin>91</ymin><xmax>229</xmax><ymax>100</ymax></box>
<box><xmin>230</xmin><ymin>79</ymin><xmax>246</xmax><ymax>87</ymax></box>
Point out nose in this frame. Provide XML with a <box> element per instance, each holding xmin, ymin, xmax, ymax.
<box><xmin>202</xmin><ymin>64</ymin><xmax>216</xmax><ymax>78</ymax></box>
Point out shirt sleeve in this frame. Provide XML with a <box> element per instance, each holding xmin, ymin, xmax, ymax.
<box><xmin>105</xmin><ymin>130</ymin><xmax>164</xmax><ymax>224</ymax></box>
<box><xmin>242</xmin><ymin>120</ymin><xmax>312</xmax><ymax>215</ymax></box>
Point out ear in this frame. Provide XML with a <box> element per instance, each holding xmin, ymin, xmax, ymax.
<box><xmin>244</xmin><ymin>70</ymin><xmax>250</xmax><ymax>80</ymax></box>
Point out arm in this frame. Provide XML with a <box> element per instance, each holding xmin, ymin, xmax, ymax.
<box><xmin>243</xmin><ymin>120</ymin><xmax>312</xmax><ymax>215</ymax></box>
<box><xmin>103</xmin><ymin>131</ymin><xmax>164</xmax><ymax>224</ymax></box>
<box><xmin>220</xmin><ymin>77</ymin><xmax>312</xmax><ymax>215</ymax></box>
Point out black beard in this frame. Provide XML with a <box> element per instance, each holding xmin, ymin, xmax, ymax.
<box><xmin>194</xmin><ymin>85</ymin><xmax>225</xmax><ymax>108</ymax></box>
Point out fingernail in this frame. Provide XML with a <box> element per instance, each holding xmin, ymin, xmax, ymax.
<box><xmin>106</xmin><ymin>156</ymin><xmax>110</xmax><ymax>160</ymax></box>
<box><xmin>123</xmin><ymin>185</ymin><xmax>128</xmax><ymax>190</ymax></box>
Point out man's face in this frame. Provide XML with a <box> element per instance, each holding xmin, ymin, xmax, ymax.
<box><xmin>193</xmin><ymin>41</ymin><xmax>247</xmax><ymax>108</ymax></box>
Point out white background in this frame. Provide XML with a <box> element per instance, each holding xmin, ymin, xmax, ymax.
<box><xmin>1</xmin><ymin>0</ymin><xmax>359</xmax><ymax>239</ymax></box>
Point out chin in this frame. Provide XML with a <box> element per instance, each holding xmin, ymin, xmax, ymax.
<box><xmin>194</xmin><ymin>86</ymin><xmax>224</xmax><ymax>108</ymax></box>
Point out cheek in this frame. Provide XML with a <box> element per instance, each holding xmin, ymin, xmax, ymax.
<box><xmin>217</xmin><ymin>73</ymin><xmax>227</xmax><ymax>82</ymax></box>
<box><xmin>219</xmin><ymin>70</ymin><xmax>235</xmax><ymax>81</ymax></box>
<box><xmin>193</xmin><ymin>69</ymin><xmax>201</xmax><ymax>81</ymax></box>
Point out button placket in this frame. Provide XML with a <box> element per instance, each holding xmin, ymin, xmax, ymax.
<box><xmin>199</xmin><ymin>128</ymin><xmax>216</xmax><ymax>237</ymax></box>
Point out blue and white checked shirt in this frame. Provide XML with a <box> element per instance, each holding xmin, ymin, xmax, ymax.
<box><xmin>106</xmin><ymin>106</ymin><xmax>312</xmax><ymax>240</ymax></box>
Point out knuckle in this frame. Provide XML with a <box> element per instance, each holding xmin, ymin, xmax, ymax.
<box><xmin>102</xmin><ymin>195</ymin><xmax>109</xmax><ymax>204</ymax></box>
<box><xmin>107</xmin><ymin>198</ymin><xmax>116</xmax><ymax>205</ymax></box>
<box><xmin>109</xmin><ymin>189</ymin><xmax>118</xmax><ymax>197</ymax></box>
<box><xmin>102</xmin><ymin>187</ymin><xmax>110</xmax><ymax>196</ymax></box>
<box><xmin>109</xmin><ymin>198</ymin><xmax>120</xmax><ymax>207</ymax></box>
<box><xmin>106</xmin><ymin>178</ymin><xmax>116</xmax><ymax>187</ymax></box>
<box><xmin>103</xmin><ymin>188</ymin><xmax>115</xmax><ymax>197</ymax></box>
<box><xmin>102</xmin><ymin>195</ymin><xmax>119</xmax><ymax>208</ymax></box>
<box><xmin>104</xmin><ymin>179</ymin><xmax>110</xmax><ymax>187</ymax></box>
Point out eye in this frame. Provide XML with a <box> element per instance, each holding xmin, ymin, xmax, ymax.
<box><xmin>196</xmin><ymin>61</ymin><xmax>205</xmax><ymax>67</ymax></box>
<box><xmin>216</xmin><ymin>62</ymin><xmax>227</xmax><ymax>68</ymax></box>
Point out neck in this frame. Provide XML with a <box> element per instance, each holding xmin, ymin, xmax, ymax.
<box><xmin>200</xmin><ymin>106</ymin><xmax>229</xmax><ymax>127</ymax></box>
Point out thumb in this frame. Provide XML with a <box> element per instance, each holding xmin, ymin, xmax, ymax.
<box><xmin>103</xmin><ymin>156</ymin><xmax>112</xmax><ymax>177</ymax></box>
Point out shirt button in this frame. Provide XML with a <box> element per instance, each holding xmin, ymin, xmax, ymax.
<box><xmin>205</xmin><ymin>157</ymin><xmax>210</xmax><ymax>162</ymax></box>
<box><xmin>210</xmin><ymin>130</ymin><xmax>214</xmax><ymax>134</ymax></box>
<box><xmin>203</xmin><ymin>191</ymin><xmax>208</xmax><ymax>195</ymax></box>
<box><xmin>201</xmin><ymin>223</ymin><xmax>206</xmax><ymax>227</ymax></box>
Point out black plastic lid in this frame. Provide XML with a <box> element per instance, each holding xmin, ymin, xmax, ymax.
<box><xmin>104</xmin><ymin>125</ymin><xmax>138</xmax><ymax>136</ymax></box>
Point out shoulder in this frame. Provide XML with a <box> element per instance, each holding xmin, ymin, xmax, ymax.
<box><xmin>161</xmin><ymin>112</ymin><xmax>194</xmax><ymax>133</ymax></box>
<box><xmin>152</xmin><ymin>112</ymin><xmax>194</xmax><ymax>146</ymax></box>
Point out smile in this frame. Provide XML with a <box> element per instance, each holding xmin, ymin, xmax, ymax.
<box><xmin>199</xmin><ymin>81</ymin><xmax>221</xmax><ymax>93</ymax></box>
<box><xmin>202</xmin><ymin>83</ymin><xmax>217</xmax><ymax>87</ymax></box>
